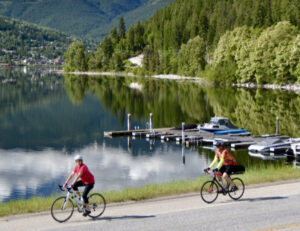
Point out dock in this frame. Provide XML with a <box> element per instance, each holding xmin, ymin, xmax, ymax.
<box><xmin>104</xmin><ymin>125</ymin><xmax>290</xmax><ymax>150</ymax></box>
<box><xmin>104</xmin><ymin>114</ymin><xmax>295</xmax><ymax>154</ymax></box>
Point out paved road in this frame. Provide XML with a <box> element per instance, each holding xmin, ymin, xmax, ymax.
<box><xmin>2</xmin><ymin>180</ymin><xmax>300</xmax><ymax>231</ymax></box>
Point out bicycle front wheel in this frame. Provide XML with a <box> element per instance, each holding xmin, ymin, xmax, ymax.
<box><xmin>228</xmin><ymin>177</ymin><xmax>245</xmax><ymax>200</ymax></box>
<box><xmin>51</xmin><ymin>196</ymin><xmax>74</xmax><ymax>223</ymax></box>
<box><xmin>88</xmin><ymin>193</ymin><xmax>106</xmax><ymax>218</ymax></box>
<box><xmin>200</xmin><ymin>181</ymin><xmax>219</xmax><ymax>204</ymax></box>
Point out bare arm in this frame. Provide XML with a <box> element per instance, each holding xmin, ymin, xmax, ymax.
<box><xmin>71</xmin><ymin>172</ymin><xmax>82</xmax><ymax>186</ymax></box>
<box><xmin>64</xmin><ymin>171</ymin><xmax>75</xmax><ymax>185</ymax></box>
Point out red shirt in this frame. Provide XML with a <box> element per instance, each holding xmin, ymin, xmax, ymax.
<box><xmin>74</xmin><ymin>164</ymin><xmax>95</xmax><ymax>184</ymax></box>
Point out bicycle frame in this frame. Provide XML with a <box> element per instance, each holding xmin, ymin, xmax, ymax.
<box><xmin>59</xmin><ymin>185</ymin><xmax>84</xmax><ymax>210</ymax></box>
<box><xmin>205</xmin><ymin>171</ymin><xmax>229</xmax><ymax>193</ymax></box>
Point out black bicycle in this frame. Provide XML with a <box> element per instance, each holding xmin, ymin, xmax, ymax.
<box><xmin>200</xmin><ymin>170</ymin><xmax>245</xmax><ymax>204</ymax></box>
<box><xmin>51</xmin><ymin>185</ymin><xmax>106</xmax><ymax>223</ymax></box>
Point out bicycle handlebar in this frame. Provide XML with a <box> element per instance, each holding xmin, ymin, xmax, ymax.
<box><xmin>58</xmin><ymin>184</ymin><xmax>72</xmax><ymax>192</ymax></box>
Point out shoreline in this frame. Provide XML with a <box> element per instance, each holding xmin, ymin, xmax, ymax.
<box><xmin>232</xmin><ymin>82</ymin><xmax>300</xmax><ymax>94</ymax></box>
<box><xmin>1</xmin><ymin>166</ymin><xmax>300</xmax><ymax>217</ymax></box>
<box><xmin>59</xmin><ymin>70</ymin><xmax>209</xmax><ymax>84</ymax></box>
<box><xmin>60</xmin><ymin>70</ymin><xmax>300</xmax><ymax>93</ymax></box>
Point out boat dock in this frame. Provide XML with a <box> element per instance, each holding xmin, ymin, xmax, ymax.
<box><xmin>104</xmin><ymin>126</ymin><xmax>289</xmax><ymax>149</ymax></box>
<box><xmin>104</xmin><ymin>113</ymin><xmax>293</xmax><ymax>152</ymax></box>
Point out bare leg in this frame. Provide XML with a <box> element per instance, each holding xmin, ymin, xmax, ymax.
<box><xmin>223</xmin><ymin>172</ymin><xmax>235</xmax><ymax>188</ymax></box>
<box><xmin>75</xmin><ymin>191</ymin><xmax>81</xmax><ymax>197</ymax></box>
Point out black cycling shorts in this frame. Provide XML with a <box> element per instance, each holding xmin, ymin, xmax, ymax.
<box><xmin>72</xmin><ymin>181</ymin><xmax>94</xmax><ymax>204</ymax></box>
<box><xmin>219</xmin><ymin>165</ymin><xmax>245</xmax><ymax>175</ymax></box>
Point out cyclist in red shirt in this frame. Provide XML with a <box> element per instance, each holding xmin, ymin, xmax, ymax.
<box><xmin>64</xmin><ymin>155</ymin><xmax>95</xmax><ymax>216</ymax></box>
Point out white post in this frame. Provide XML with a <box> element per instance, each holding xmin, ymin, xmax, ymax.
<box><xmin>127</xmin><ymin>113</ymin><xmax>131</xmax><ymax>131</ymax></box>
<box><xmin>276</xmin><ymin>117</ymin><xmax>279</xmax><ymax>135</ymax></box>
<box><xmin>149</xmin><ymin>113</ymin><xmax>153</xmax><ymax>132</ymax></box>
<box><xmin>182</xmin><ymin>122</ymin><xmax>185</xmax><ymax>145</ymax></box>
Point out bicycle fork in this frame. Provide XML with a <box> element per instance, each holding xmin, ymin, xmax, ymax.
<box><xmin>62</xmin><ymin>192</ymin><xmax>70</xmax><ymax>210</ymax></box>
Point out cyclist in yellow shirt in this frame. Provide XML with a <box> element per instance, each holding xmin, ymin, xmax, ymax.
<box><xmin>205</xmin><ymin>142</ymin><xmax>239</xmax><ymax>192</ymax></box>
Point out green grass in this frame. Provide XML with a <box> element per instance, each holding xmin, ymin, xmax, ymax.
<box><xmin>1</xmin><ymin>165</ymin><xmax>300</xmax><ymax>217</ymax></box>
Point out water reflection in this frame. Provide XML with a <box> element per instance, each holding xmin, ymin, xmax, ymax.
<box><xmin>0</xmin><ymin>69</ymin><xmax>300</xmax><ymax>202</ymax></box>
<box><xmin>64</xmin><ymin>74</ymin><xmax>300</xmax><ymax>137</ymax></box>
<box><xmin>0</xmin><ymin>140</ymin><xmax>211</xmax><ymax>202</ymax></box>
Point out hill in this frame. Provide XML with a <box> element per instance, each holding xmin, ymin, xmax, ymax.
<box><xmin>65</xmin><ymin>0</ymin><xmax>300</xmax><ymax>84</ymax></box>
<box><xmin>0</xmin><ymin>0</ymin><xmax>173</xmax><ymax>39</ymax></box>
<box><xmin>0</xmin><ymin>15</ymin><xmax>73</xmax><ymax>65</ymax></box>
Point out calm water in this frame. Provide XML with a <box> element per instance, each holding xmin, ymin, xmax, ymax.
<box><xmin>0</xmin><ymin>67</ymin><xmax>299</xmax><ymax>202</ymax></box>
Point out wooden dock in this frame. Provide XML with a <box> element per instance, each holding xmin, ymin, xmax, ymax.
<box><xmin>104</xmin><ymin>125</ymin><xmax>293</xmax><ymax>153</ymax></box>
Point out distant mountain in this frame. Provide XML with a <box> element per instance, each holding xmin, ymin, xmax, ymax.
<box><xmin>0</xmin><ymin>15</ymin><xmax>73</xmax><ymax>64</ymax></box>
<box><xmin>0</xmin><ymin>0</ymin><xmax>173</xmax><ymax>39</ymax></box>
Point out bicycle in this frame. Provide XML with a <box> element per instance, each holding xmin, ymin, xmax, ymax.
<box><xmin>51</xmin><ymin>185</ymin><xmax>106</xmax><ymax>223</ymax></box>
<box><xmin>200</xmin><ymin>169</ymin><xmax>245</xmax><ymax>204</ymax></box>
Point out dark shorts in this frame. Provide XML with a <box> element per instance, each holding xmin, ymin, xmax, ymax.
<box><xmin>72</xmin><ymin>180</ymin><xmax>94</xmax><ymax>204</ymax></box>
<box><xmin>219</xmin><ymin>165</ymin><xmax>245</xmax><ymax>175</ymax></box>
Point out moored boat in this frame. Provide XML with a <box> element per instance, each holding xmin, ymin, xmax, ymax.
<box><xmin>199</xmin><ymin>117</ymin><xmax>238</xmax><ymax>132</ymax></box>
<box><xmin>249</xmin><ymin>138</ymin><xmax>300</xmax><ymax>153</ymax></box>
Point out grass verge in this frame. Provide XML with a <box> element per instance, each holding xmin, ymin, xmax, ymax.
<box><xmin>1</xmin><ymin>165</ymin><xmax>300</xmax><ymax>217</ymax></box>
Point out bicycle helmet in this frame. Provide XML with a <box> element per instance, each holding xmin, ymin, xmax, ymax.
<box><xmin>215</xmin><ymin>141</ymin><xmax>225</xmax><ymax>147</ymax></box>
<box><xmin>74</xmin><ymin>155</ymin><xmax>83</xmax><ymax>161</ymax></box>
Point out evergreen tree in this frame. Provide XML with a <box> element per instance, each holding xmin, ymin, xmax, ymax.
<box><xmin>118</xmin><ymin>17</ymin><xmax>126</xmax><ymax>39</ymax></box>
<box><xmin>101</xmin><ymin>36</ymin><xmax>113</xmax><ymax>58</ymax></box>
<box><xmin>110</xmin><ymin>27</ymin><xmax>119</xmax><ymax>45</ymax></box>
<box><xmin>111</xmin><ymin>52</ymin><xmax>124</xmax><ymax>72</ymax></box>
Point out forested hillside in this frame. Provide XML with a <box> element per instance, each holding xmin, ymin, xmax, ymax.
<box><xmin>0</xmin><ymin>0</ymin><xmax>173</xmax><ymax>38</ymax></box>
<box><xmin>65</xmin><ymin>0</ymin><xmax>300</xmax><ymax>84</ymax></box>
<box><xmin>0</xmin><ymin>16</ymin><xmax>73</xmax><ymax>65</ymax></box>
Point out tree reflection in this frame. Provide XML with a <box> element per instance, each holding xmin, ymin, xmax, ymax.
<box><xmin>64</xmin><ymin>74</ymin><xmax>300</xmax><ymax>137</ymax></box>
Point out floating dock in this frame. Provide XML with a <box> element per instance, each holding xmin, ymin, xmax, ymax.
<box><xmin>104</xmin><ymin>125</ymin><xmax>291</xmax><ymax>150</ymax></box>
<box><xmin>104</xmin><ymin>114</ymin><xmax>295</xmax><ymax>154</ymax></box>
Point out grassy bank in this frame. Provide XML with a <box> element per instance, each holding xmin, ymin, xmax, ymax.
<box><xmin>1</xmin><ymin>166</ymin><xmax>300</xmax><ymax>217</ymax></box>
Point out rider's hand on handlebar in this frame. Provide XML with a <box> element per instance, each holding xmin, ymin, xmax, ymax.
<box><xmin>213</xmin><ymin>168</ymin><xmax>219</xmax><ymax>172</ymax></box>
<box><xmin>204</xmin><ymin>168</ymin><xmax>210</xmax><ymax>173</ymax></box>
<box><xmin>63</xmin><ymin>183</ymin><xmax>67</xmax><ymax>188</ymax></box>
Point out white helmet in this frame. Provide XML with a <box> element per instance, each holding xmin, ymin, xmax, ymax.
<box><xmin>74</xmin><ymin>155</ymin><xmax>83</xmax><ymax>161</ymax></box>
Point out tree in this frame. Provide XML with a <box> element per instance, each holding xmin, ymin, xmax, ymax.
<box><xmin>111</xmin><ymin>52</ymin><xmax>124</xmax><ymax>72</ymax></box>
<box><xmin>134</xmin><ymin>21</ymin><xmax>145</xmax><ymax>52</ymax></box>
<box><xmin>177</xmin><ymin>36</ymin><xmax>206</xmax><ymax>76</ymax></box>
<box><xmin>100</xmin><ymin>37</ymin><xmax>113</xmax><ymax>58</ymax></box>
<box><xmin>87</xmin><ymin>52</ymin><xmax>98</xmax><ymax>70</ymax></box>
<box><xmin>64</xmin><ymin>41</ymin><xmax>87</xmax><ymax>72</ymax></box>
<box><xmin>118</xmin><ymin>17</ymin><xmax>126</xmax><ymax>39</ymax></box>
<box><xmin>251</xmin><ymin>21</ymin><xmax>297</xmax><ymax>84</ymax></box>
<box><xmin>110</xmin><ymin>27</ymin><xmax>119</xmax><ymax>45</ymax></box>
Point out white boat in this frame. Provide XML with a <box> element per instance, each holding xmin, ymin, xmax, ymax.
<box><xmin>291</xmin><ymin>142</ymin><xmax>300</xmax><ymax>156</ymax></box>
<box><xmin>199</xmin><ymin>117</ymin><xmax>237</xmax><ymax>132</ymax></box>
<box><xmin>248</xmin><ymin>152</ymin><xmax>285</xmax><ymax>160</ymax></box>
<box><xmin>249</xmin><ymin>138</ymin><xmax>300</xmax><ymax>153</ymax></box>
<box><xmin>248</xmin><ymin>138</ymin><xmax>290</xmax><ymax>153</ymax></box>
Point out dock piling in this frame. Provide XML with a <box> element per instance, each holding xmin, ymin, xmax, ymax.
<box><xmin>127</xmin><ymin>113</ymin><xmax>131</xmax><ymax>131</ymax></box>
<box><xmin>182</xmin><ymin>122</ymin><xmax>185</xmax><ymax>145</ymax></box>
<box><xmin>182</xmin><ymin>145</ymin><xmax>185</xmax><ymax>165</ymax></box>
<box><xmin>149</xmin><ymin>113</ymin><xmax>153</xmax><ymax>132</ymax></box>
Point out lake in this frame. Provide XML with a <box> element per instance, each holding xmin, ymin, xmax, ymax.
<box><xmin>0</xmin><ymin>67</ymin><xmax>299</xmax><ymax>202</ymax></box>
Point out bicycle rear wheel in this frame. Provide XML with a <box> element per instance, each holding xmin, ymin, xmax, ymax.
<box><xmin>51</xmin><ymin>196</ymin><xmax>74</xmax><ymax>223</ymax></box>
<box><xmin>88</xmin><ymin>193</ymin><xmax>106</xmax><ymax>218</ymax></box>
<box><xmin>200</xmin><ymin>181</ymin><xmax>219</xmax><ymax>204</ymax></box>
<box><xmin>228</xmin><ymin>177</ymin><xmax>245</xmax><ymax>200</ymax></box>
